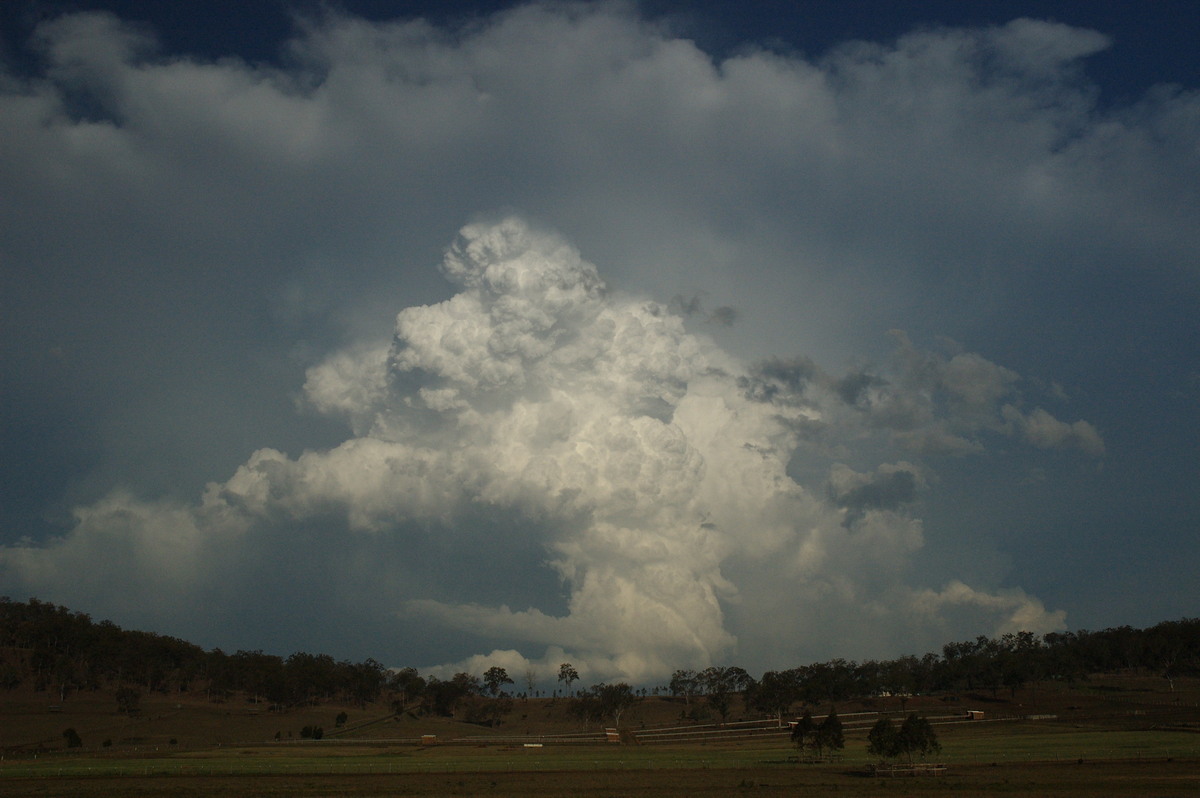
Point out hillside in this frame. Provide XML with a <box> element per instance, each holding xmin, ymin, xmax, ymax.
<box><xmin>3</xmin><ymin>598</ymin><xmax>1198</xmax><ymax>757</ymax></box>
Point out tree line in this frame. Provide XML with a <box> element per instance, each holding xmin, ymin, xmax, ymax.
<box><xmin>3</xmin><ymin>597</ymin><xmax>1197</xmax><ymax>724</ymax></box>
<box><xmin>0</xmin><ymin>597</ymin><xmax>387</xmax><ymax>708</ymax></box>
<box><xmin>690</xmin><ymin>620</ymin><xmax>1200</xmax><ymax>723</ymax></box>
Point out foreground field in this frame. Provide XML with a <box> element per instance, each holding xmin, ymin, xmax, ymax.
<box><xmin>2</xmin><ymin>753</ymin><xmax>1199</xmax><ymax>797</ymax></box>
<box><xmin>4</xmin><ymin>675</ymin><xmax>1198</xmax><ymax>796</ymax></box>
<box><xmin>4</xmin><ymin>724</ymin><xmax>1199</xmax><ymax>797</ymax></box>
<box><xmin>1</xmin><ymin>761</ymin><xmax>1199</xmax><ymax>798</ymax></box>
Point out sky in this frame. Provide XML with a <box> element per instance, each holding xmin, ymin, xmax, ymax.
<box><xmin>1</xmin><ymin>0</ymin><xmax>1197</xmax><ymax>685</ymax></box>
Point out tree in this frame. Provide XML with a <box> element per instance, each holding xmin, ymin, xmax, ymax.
<box><xmin>524</xmin><ymin>666</ymin><xmax>538</xmax><ymax>695</ymax></box>
<box><xmin>821</xmin><ymin>660</ymin><xmax>858</xmax><ymax>702</ymax></box>
<box><xmin>814</xmin><ymin>708</ymin><xmax>845</xmax><ymax>759</ymax></box>
<box><xmin>568</xmin><ymin>687</ymin><xmax>602</xmax><ymax>726</ymax></box>
<box><xmin>879</xmin><ymin>656</ymin><xmax>919</xmax><ymax>705</ymax></box>
<box><xmin>867</xmin><ymin>716</ymin><xmax>898</xmax><ymax>760</ymax></box>
<box><xmin>115</xmin><ymin>686</ymin><xmax>141</xmax><ymax>715</ymax></box>
<box><xmin>669</xmin><ymin>669</ymin><xmax>698</xmax><ymax>705</ymax></box>
<box><xmin>421</xmin><ymin>672</ymin><xmax>478</xmax><ymax>717</ymax></box>
<box><xmin>749</xmin><ymin>670</ymin><xmax>797</xmax><ymax>725</ymax></box>
<box><xmin>574</xmin><ymin>682</ymin><xmax>637</xmax><ymax>728</ymax></box>
<box><xmin>700</xmin><ymin>665</ymin><xmax>752</xmax><ymax>722</ymax></box>
<box><xmin>897</xmin><ymin>713</ymin><xmax>941</xmax><ymax>763</ymax></box>
<box><xmin>344</xmin><ymin>658</ymin><xmax>387</xmax><ymax>706</ymax></box>
<box><xmin>790</xmin><ymin>709</ymin><xmax>815</xmax><ymax>757</ymax></box>
<box><xmin>483</xmin><ymin>666</ymin><xmax>513</xmax><ymax>697</ymax></box>
<box><xmin>464</xmin><ymin>693</ymin><xmax>514</xmax><ymax>726</ymax></box>
<box><xmin>791</xmin><ymin>707</ymin><xmax>844</xmax><ymax>761</ymax></box>
<box><xmin>452</xmin><ymin>671</ymin><xmax>481</xmax><ymax>695</ymax></box>
<box><xmin>868</xmin><ymin>714</ymin><xmax>940</xmax><ymax>763</ymax></box>
<box><xmin>62</xmin><ymin>727</ymin><xmax>83</xmax><ymax>748</ymax></box>
<box><xmin>595</xmin><ymin>682</ymin><xmax>637</xmax><ymax>727</ymax></box>
<box><xmin>724</xmin><ymin>666</ymin><xmax>754</xmax><ymax>693</ymax></box>
<box><xmin>0</xmin><ymin>663</ymin><xmax>21</xmax><ymax>690</ymax></box>
<box><xmin>558</xmin><ymin>663</ymin><xmax>579</xmax><ymax>696</ymax></box>
<box><xmin>389</xmin><ymin>666</ymin><xmax>426</xmax><ymax>707</ymax></box>
<box><xmin>708</xmin><ymin>687</ymin><xmax>733</xmax><ymax>721</ymax></box>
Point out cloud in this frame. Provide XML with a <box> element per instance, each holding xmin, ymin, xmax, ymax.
<box><xmin>829</xmin><ymin>462</ymin><xmax>924</xmax><ymax>514</ymax></box>
<box><xmin>1</xmin><ymin>217</ymin><xmax>1085</xmax><ymax>680</ymax></box>
<box><xmin>820</xmin><ymin>332</ymin><xmax>1105</xmax><ymax>459</ymax></box>
<box><xmin>1003</xmin><ymin>405</ymin><xmax>1106</xmax><ymax>456</ymax></box>
<box><xmin>907</xmin><ymin>580</ymin><xmax>1068</xmax><ymax>639</ymax></box>
<box><xmin>2</xmin><ymin>2</ymin><xmax>1195</xmax><ymax>674</ymax></box>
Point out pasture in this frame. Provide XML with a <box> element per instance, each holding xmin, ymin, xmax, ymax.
<box><xmin>3</xmin><ymin>719</ymin><xmax>1198</xmax><ymax>796</ymax></box>
<box><xmin>4</xmin><ymin>674</ymin><xmax>1199</xmax><ymax>796</ymax></box>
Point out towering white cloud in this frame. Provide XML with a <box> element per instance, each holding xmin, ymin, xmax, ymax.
<box><xmin>2</xmin><ymin>217</ymin><xmax>1087</xmax><ymax>680</ymax></box>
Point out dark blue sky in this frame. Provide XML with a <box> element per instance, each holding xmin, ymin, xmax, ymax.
<box><xmin>4</xmin><ymin>0</ymin><xmax>1198</xmax><ymax>97</ymax></box>
<box><xmin>1</xmin><ymin>0</ymin><xmax>1197</xmax><ymax>679</ymax></box>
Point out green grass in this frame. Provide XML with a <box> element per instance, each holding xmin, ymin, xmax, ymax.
<box><xmin>942</xmin><ymin>723</ymin><xmax>1200</xmax><ymax>763</ymax></box>
<box><xmin>4</xmin><ymin>723</ymin><xmax>1198</xmax><ymax>780</ymax></box>
<box><xmin>2</xmin><ymin>746</ymin><xmax>778</xmax><ymax>778</ymax></box>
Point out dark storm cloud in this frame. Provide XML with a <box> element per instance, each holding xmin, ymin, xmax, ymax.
<box><xmin>831</xmin><ymin>467</ymin><xmax>919</xmax><ymax>514</ymax></box>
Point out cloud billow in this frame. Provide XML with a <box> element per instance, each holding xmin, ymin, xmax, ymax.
<box><xmin>2</xmin><ymin>217</ymin><xmax>1087</xmax><ymax>681</ymax></box>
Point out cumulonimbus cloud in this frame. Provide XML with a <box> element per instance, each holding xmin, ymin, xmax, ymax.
<box><xmin>1</xmin><ymin>217</ymin><xmax>1088</xmax><ymax>680</ymax></box>
<box><xmin>14</xmin><ymin>0</ymin><xmax>1187</xmax><ymax>678</ymax></box>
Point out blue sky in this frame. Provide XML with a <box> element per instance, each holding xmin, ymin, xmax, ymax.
<box><xmin>1</xmin><ymin>1</ymin><xmax>1197</xmax><ymax>683</ymax></box>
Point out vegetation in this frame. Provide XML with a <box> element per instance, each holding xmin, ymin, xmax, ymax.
<box><xmin>0</xmin><ymin>597</ymin><xmax>397</xmax><ymax>711</ymax></box>
<box><xmin>792</xmin><ymin>710</ymin><xmax>849</xmax><ymax>758</ymax></box>
<box><xmin>1</xmin><ymin>726</ymin><xmax>1198</xmax><ymax>797</ymax></box>
<box><xmin>2</xmin><ymin>607</ymin><xmax>1199</xmax><ymax>798</ymax></box>
<box><xmin>482</xmin><ymin>666</ymin><xmax>513</xmax><ymax>697</ymax></box>
<box><xmin>867</xmin><ymin>712</ymin><xmax>941</xmax><ymax>763</ymax></box>
<box><xmin>2</xmin><ymin>595</ymin><xmax>1199</xmax><ymax>744</ymax></box>
<box><xmin>791</xmin><ymin>707</ymin><xmax>845</xmax><ymax>760</ymax></box>
<box><xmin>556</xmin><ymin>662</ymin><xmax>579</xmax><ymax>696</ymax></box>
<box><xmin>569</xmin><ymin>682</ymin><xmax>638</xmax><ymax>727</ymax></box>
<box><xmin>815</xmin><ymin>707</ymin><xmax>844</xmax><ymax>758</ymax></box>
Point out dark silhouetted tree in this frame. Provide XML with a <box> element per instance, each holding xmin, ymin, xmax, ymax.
<box><xmin>389</xmin><ymin>667</ymin><xmax>426</xmax><ymax>707</ymax></box>
<box><xmin>750</xmin><ymin>670</ymin><xmax>797</xmax><ymax>725</ymax></box>
<box><xmin>115</xmin><ymin>686</ymin><xmax>141</xmax><ymax>715</ymax></box>
<box><xmin>558</xmin><ymin>662</ymin><xmax>579</xmax><ymax>696</ymax></box>
<box><xmin>897</xmin><ymin>713</ymin><xmax>940</xmax><ymax>763</ymax></box>
<box><xmin>791</xmin><ymin>709</ymin><xmax>815</xmax><ymax>757</ymax></box>
<box><xmin>483</xmin><ymin>666</ymin><xmax>513</xmax><ymax>697</ymax></box>
<box><xmin>669</xmin><ymin>669</ymin><xmax>698</xmax><ymax>705</ymax></box>
<box><xmin>422</xmin><ymin>672</ymin><xmax>479</xmax><ymax>717</ymax></box>
<box><xmin>867</xmin><ymin>716</ymin><xmax>898</xmax><ymax>760</ymax></box>
<box><xmin>815</xmin><ymin>707</ymin><xmax>845</xmax><ymax>759</ymax></box>
<box><xmin>595</xmin><ymin>682</ymin><xmax>637</xmax><ymax>727</ymax></box>
<box><xmin>869</xmin><ymin>713</ymin><xmax>940</xmax><ymax>763</ymax></box>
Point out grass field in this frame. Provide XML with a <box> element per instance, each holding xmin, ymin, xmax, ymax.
<box><xmin>4</xmin><ymin>725</ymin><xmax>1200</xmax><ymax>776</ymax></box>
<box><xmin>3</xmin><ymin>675</ymin><xmax>1199</xmax><ymax>796</ymax></box>
<box><xmin>3</xmin><ymin>722</ymin><xmax>1199</xmax><ymax>796</ymax></box>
